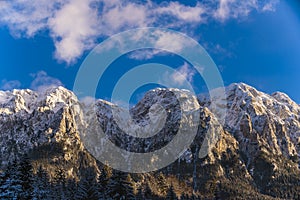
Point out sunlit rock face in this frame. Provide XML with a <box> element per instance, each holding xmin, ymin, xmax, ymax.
<box><xmin>200</xmin><ymin>82</ymin><xmax>300</xmax><ymax>161</ymax></box>
<box><xmin>0</xmin><ymin>87</ymin><xmax>97</xmax><ymax>180</ymax></box>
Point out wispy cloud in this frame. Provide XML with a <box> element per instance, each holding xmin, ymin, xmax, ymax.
<box><xmin>0</xmin><ymin>79</ymin><xmax>21</xmax><ymax>90</ymax></box>
<box><xmin>127</xmin><ymin>49</ymin><xmax>166</xmax><ymax>60</ymax></box>
<box><xmin>171</xmin><ymin>62</ymin><xmax>196</xmax><ymax>85</ymax></box>
<box><xmin>101</xmin><ymin>1</ymin><xmax>149</xmax><ymax>35</ymax></box>
<box><xmin>98</xmin><ymin>28</ymin><xmax>197</xmax><ymax>60</ymax></box>
<box><xmin>214</xmin><ymin>0</ymin><xmax>234</xmax><ymax>21</ymax></box>
<box><xmin>80</xmin><ymin>96</ymin><xmax>96</xmax><ymax>106</ymax></box>
<box><xmin>262</xmin><ymin>1</ymin><xmax>279</xmax><ymax>12</ymax></box>
<box><xmin>30</xmin><ymin>71</ymin><xmax>63</xmax><ymax>92</ymax></box>
<box><xmin>0</xmin><ymin>71</ymin><xmax>63</xmax><ymax>91</ymax></box>
<box><xmin>213</xmin><ymin>0</ymin><xmax>279</xmax><ymax>21</ymax></box>
<box><xmin>204</xmin><ymin>42</ymin><xmax>234</xmax><ymax>59</ymax></box>
<box><xmin>0</xmin><ymin>0</ymin><xmax>279</xmax><ymax>64</ymax></box>
<box><xmin>161</xmin><ymin>62</ymin><xmax>197</xmax><ymax>88</ymax></box>
<box><xmin>0</xmin><ymin>0</ymin><xmax>62</xmax><ymax>37</ymax></box>
<box><xmin>155</xmin><ymin>2</ymin><xmax>205</xmax><ymax>23</ymax></box>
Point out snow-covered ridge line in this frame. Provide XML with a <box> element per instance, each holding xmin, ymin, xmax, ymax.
<box><xmin>0</xmin><ymin>86</ymin><xmax>78</xmax><ymax>114</ymax></box>
<box><xmin>0</xmin><ymin>83</ymin><xmax>299</xmax><ymax>161</ymax></box>
<box><xmin>0</xmin><ymin>82</ymin><xmax>299</xmax><ymax>112</ymax></box>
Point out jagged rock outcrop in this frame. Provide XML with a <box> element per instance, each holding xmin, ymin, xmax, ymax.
<box><xmin>199</xmin><ymin>83</ymin><xmax>300</xmax><ymax>161</ymax></box>
<box><xmin>0</xmin><ymin>87</ymin><xmax>98</xmax><ymax>180</ymax></box>
<box><xmin>199</xmin><ymin>83</ymin><xmax>300</xmax><ymax>196</ymax></box>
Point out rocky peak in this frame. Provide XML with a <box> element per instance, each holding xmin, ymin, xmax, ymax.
<box><xmin>0</xmin><ymin>86</ymin><xmax>96</xmax><ymax>179</ymax></box>
<box><xmin>200</xmin><ymin>82</ymin><xmax>300</xmax><ymax>171</ymax></box>
<box><xmin>271</xmin><ymin>91</ymin><xmax>300</xmax><ymax>113</ymax></box>
<box><xmin>90</xmin><ymin>88</ymin><xmax>201</xmax><ymax>155</ymax></box>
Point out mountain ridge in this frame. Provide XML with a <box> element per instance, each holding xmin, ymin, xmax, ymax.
<box><xmin>0</xmin><ymin>82</ymin><xmax>299</xmax><ymax>199</ymax></box>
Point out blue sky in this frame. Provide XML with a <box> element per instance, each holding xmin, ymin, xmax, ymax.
<box><xmin>0</xmin><ymin>0</ymin><xmax>300</xmax><ymax>103</ymax></box>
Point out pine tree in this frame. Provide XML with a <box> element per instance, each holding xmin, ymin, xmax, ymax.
<box><xmin>0</xmin><ymin>169</ymin><xmax>8</xmax><ymax>194</ymax></box>
<box><xmin>52</xmin><ymin>166</ymin><xmax>67</xmax><ymax>199</ymax></box>
<box><xmin>65</xmin><ymin>179</ymin><xmax>77</xmax><ymax>199</ymax></box>
<box><xmin>18</xmin><ymin>154</ymin><xmax>34</xmax><ymax>199</ymax></box>
<box><xmin>191</xmin><ymin>145</ymin><xmax>199</xmax><ymax>192</ymax></box>
<box><xmin>125</xmin><ymin>174</ymin><xmax>136</xmax><ymax>199</ymax></box>
<box><xmin>105</xmin><ymin>171</ymin><xmax>135</xmax><ymax>199</ymax></box>
<box><xmin>144</xmin><ymin>183</ymin><xmax>153</xmax><ymax>200</ymax></box>
<box><xmin>157</xmin><ymin>172</ymin><xmax>169</xmax><ymax>196</ymax></box>
<box><xmin>75</xmin><ymin>167</ymin><xmax>99</xmax><ymax>200</ymax></box>
<box><xmin>214</xmin><ymin>182</ymin><xmax>222</xmax><ymax>200</ymax></box>
<box><xmin>136</xmin><ymin>187</ymin><xmax>144</xmax><ymax>199</ymax></box>
<box><xmin>32</xmin><ymin>165</ymin><xmax>51</xmax><ymax>200</ymax></box>
<box><xmin>180</xmin><ymin>193</ymin><xmax>189</xmax><ymax>200</ymax></box>
<box><xmin>166</xmin><ymin>184</ymin><xmax>177</xmax><ymax>200</ymax></box>
<box><xmin>98</xmin><ymin>164</ymin><xmax>112</xmax><ymax>198</ymax></box>
<box><xmin>0</xmin><ymin>160</ymin><xmax>23</xmax><ymax>199</ymax></box>
<box><xmin>0</xmin><ymin>156</ymin><xmax>34</xmax><ymax>199</ymax></box>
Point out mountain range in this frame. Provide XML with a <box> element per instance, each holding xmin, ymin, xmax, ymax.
<box><xmin>0</xmin><ymin>83</ymin><xmax>299</xmax><ymax>199</ymax></box>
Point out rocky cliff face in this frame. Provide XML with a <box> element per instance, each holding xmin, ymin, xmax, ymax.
<box><xmin>0</xmin><ymin>83</ymin><xmax>299</xmax><ymax>199</ymax></box>
<box><xmin>199</xmin><ymin>83</ymin><xmax>300</xmax><ymax>197</ymax></box>
<box><xmin>200</xmin><ymin>83</ymin><xmax>300</xmax><ymax>159</ymax></box>
<box><xmin>0</xmin><ymin>87</ymin><xmax>98</xmax><ymax>181</ymax></box>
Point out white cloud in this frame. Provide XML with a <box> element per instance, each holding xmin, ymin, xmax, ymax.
<box><xmin>30</xmin><ymin>71</ymin><xmax>63</xmax><ymax>92</ymax></box>
<box><xmin>213</xmin><ymin>0</ymin><xmax>278</xmax><ymax>21</ymax></box>
<box><xmin>0</xmin><ymin>71</ymin><xmax>64</xmax><ymax>92</ymax></box>
<box><xmin>101</xmin><ymin>2</ymin><xmax>149</xmax><ymax>35</ymax></box>
<box><xmin>0</xmin><ymin>79</ymin><xmax>21</xmax><ymax>90</ymax></box>
<box><xmin>154</xmin><ymin>31</ymin><xmax>186</xmax><ymax>52</ymax></box>
<box><xmin>98</xmin><ymin>28</ymin><xmax>197</xmax><ymax>60</ymax></box>
<box><xmin>171</xmin><ymin>62</ymin><xmax>195</xmax><ymax>85</ymax></box>
<box><xmin>80</xmin><ymin>96</ymin><xmax>96</xmax><ymax>106</ymax></box>
<box><xmin>0</xmin><ymin>0</ymin><xmax>65</xmax><ymax>37</ymax></box>
<box><xmin>127</xmin><ymin>49</ymin><xmax>166</xmax><ymax>60</ymax></box>
<box><xmin>0</xmin><ymin>0</ymin><xmax>279</xmax><ymax>64</ymax></box>
<box><xmin>48</xmin><ymin>0</ymin><xmax>99</xmax><ymax>64</ymax></box>
<box><xmin>214</xmin><ymin>0</ymin><xmax>234</xmax><ymax>21</ymax></box>
<box><xmin>156</xmin><ymin>2</ymin><xmax>205</xmax><ymax>23</ymax></box>
<box><xmin>262</xmin><ymin>1</ymin><xmax>279</xmax><ymax>12</ymax></box>
<box><xmin>204</xmin><ymin>42</ymin><xmax>234</xmax><ymax>59</ymax></box>
<box><xmin>161</xmin><ymin>62</ymin><xmax>196</xmax><ymax>88</ymax></box>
